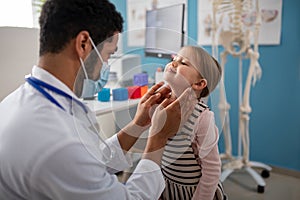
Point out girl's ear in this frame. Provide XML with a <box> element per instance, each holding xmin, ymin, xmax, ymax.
<box><xmin>192</xmin><ymin>79</ymin><xmax>207</xmax><ymax>91</ymax></box>
<box><xmin>75</xmin><ymin>31</ymin><xmax>91</xmax><ymax>59</ymax></box>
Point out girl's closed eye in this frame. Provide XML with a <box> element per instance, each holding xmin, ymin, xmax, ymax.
<box><xmin>181</xmin><ymin>60</ymin><xmax>188</xmax><ymax>65</ymax></box>
<box><xmin>173</xmin><ymin>56</ymin><xmax>188</xmax><ymax>66</ymax></box>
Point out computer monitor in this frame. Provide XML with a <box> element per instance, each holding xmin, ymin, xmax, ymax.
<box><xmin>145</xmin><ymin>3</ymin><xmax>185</xmax><ymax>59</ymax></box>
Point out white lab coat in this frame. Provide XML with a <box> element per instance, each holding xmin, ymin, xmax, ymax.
<box><xmin>0</xmin><ymin>66</ymin><xmax>165</xmax><ymax>200</ymax></box>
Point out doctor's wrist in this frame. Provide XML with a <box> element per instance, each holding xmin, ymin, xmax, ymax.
<box><xmin>121</xmin><ymin>122</ymin><xmax>149</xmax><ymax>138</ymax></box>
<box><xmin>143</xmin><ymin>135</ymin><xmax>168</xmax><ymax>165</ymax></box>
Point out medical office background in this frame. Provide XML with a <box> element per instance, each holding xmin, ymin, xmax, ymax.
<box><xmin>0</xmin><ymin>0</ymin><xmax>299</xmax><ymax>174</ymax></box>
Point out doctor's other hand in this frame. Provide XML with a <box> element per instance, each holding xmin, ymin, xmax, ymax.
<box><xmin>143</xmin><ymin>87</ymin><xmax>198</xmax><ymax>165</ymax></box>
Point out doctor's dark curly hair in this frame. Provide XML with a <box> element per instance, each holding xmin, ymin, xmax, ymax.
<box><xmin>39</xmin><ymin>0</ymin><xmax>123</xmax><ymax>56</ymax></box>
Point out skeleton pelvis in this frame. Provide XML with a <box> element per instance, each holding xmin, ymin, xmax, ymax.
<box><xmin>219</xmin><ymin>30</ymin><xmax>251</xmax><ymax>56</ymax></box>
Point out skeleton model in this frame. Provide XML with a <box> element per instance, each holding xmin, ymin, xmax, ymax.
<box><xmin>211</xmin><ymin>0</ymin><xmax>272</xmax><ymax>193</ymax></box>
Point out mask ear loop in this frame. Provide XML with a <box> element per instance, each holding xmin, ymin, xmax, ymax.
<box><xmin>79</xmin><ymin>58</ymin><xmax>89</xmax><ymax>80</ymax></box>
<box><xmin>89</xmin><ymin>36</ymin><xmax>104</xmax><ymax>64</ymax></box>
<box><xmin>89</xmin><ymin>36</ymin><xmax>111</xmax><ymax>75</ymax></box>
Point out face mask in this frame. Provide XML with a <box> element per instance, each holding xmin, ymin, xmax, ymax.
<box><xmin>80</xmin><ymin>37</ymin><xmax>111</xmax><ymax>99</ymax></box>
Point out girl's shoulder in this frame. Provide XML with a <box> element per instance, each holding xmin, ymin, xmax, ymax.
<box><xmin>194</xmin><ymin>101</ymin><xmax>213</xmax><ymax>119</ymax></box>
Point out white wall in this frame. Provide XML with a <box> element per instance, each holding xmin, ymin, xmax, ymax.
<box><xmin>0</xmin><ymin>27</ymin><xmax>39</xmax><ymax>100</ymax></box>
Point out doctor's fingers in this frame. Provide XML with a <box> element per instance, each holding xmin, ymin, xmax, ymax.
<box><xmin>134</xmin><ymin>93</ymin><xmax>168</xmax><ymax>125</ymax></box>
<box><xmin>149</xmin><ymin>98</ymin><xmax>181</xmax><ymax>139</ymax></box>
<box><xmin>154</xmin><ymin>87</ymin><xmax>196</xmax><ymax>121</ymax></box>
<box><xmin>140</xmin><ymin>82</ymin><xmax>164</xmax><ymax>103</ymax></box>
<box><xmin>141</xmin><ymin>82</ymin><xmax>171</xmax><ymax>105</ymax></box>
<box><xmin>133</xmin><ymin>92</ymin><xmax>165</xmax><ymax>127</ymax></box>
<box><xmin>153</xmin><ymin>84</ymin><xmax>171</xmax><ymax>104</ymax></box>
<box><xmin>133</xmin><ymin>83</ymin><xmax>172</xmax><ymax>127</ymax></box>
<box><xmin>149</xmin><ymin>88</ymin><xmax>197</xmax><ymax>139</ymax></box>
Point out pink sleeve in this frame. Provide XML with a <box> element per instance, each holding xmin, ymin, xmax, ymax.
<box><xmin>191</xmin><ymin>110</ymin><xmax>221</xmax><ymax>200</ymax></box>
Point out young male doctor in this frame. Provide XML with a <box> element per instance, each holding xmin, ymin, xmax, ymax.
<box><xmin>0</xmin><ymin>0</ymin><xmax>198</xmax><ymax>199</ymax></box>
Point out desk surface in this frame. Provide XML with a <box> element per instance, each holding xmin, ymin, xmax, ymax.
<box><xmin>84</xmin><ymin>98</ymin><xmax>140</xmax><ymax>115</ymax></box>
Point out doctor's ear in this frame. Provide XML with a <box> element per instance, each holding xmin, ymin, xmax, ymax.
<box><xmin>75</xmin><ymin>31</ymin><xmax>91</xmax><ymax>57</ymax></box>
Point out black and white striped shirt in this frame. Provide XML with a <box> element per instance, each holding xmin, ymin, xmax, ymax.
<box><xmin>161</xmin><ymin>102</ymin><xmax>209</xmax><ymax>200</ymax></box>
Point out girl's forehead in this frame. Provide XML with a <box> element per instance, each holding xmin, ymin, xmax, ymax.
<box><xmin>177</xmin><ymin>47</ymin><xmax>194</xmax><ymax>60</ymax></box>
<box><xmin>177</xmin><ymin>47</ymin><xmax>198</xmax><ymax>67</ymax></box>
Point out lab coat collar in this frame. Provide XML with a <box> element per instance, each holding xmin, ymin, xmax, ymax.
<box><xmin>31</xmin><ymin>65</ymin><xmax>81</xmax><ymax>102</ymax></box>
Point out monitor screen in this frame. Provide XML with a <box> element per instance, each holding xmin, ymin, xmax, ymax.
<box><xmin>145</xmin><ymin>4</ymin><xmax>185</xmax><ymax>59</ymax></box>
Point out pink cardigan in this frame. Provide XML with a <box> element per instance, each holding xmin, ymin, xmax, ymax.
<box><xmin>191</xmin><ymin>109</ymin><xmax>221</xmax><ymax>200</ymax></box>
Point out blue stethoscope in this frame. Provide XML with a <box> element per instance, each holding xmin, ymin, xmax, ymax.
<box><xmin>26</xmin><ymin>76</ymin><xmax>88</xmax><ymax>113</ymax></box>
<box><xmin>26</xmin><ymin>76</ymin><xmax>113</xmax><ymax>163</ymax></box>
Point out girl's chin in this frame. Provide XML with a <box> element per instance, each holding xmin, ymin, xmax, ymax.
<box><xmin>164</xmin><ymin>76</ymin><xmax>190</xmax><ymax>97</ymax></box>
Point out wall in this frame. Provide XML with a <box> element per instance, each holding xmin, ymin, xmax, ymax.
<box><xmin>0</xmin><ymin>27</ymin><xmax>39</xmax><ymax>100</ymax></box>
<box><xmin>111</xmin><ymin>0</ymin><xmax>300</xmax><ymax>171</ymax></box>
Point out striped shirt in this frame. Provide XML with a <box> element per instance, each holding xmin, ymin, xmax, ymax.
<box><xmin>161</xmin><ymin>102</ymin><xmax>209</xmax><ymax>200</ymax></box>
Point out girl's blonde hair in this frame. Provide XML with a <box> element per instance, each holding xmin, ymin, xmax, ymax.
<box><xmin>180</xmin><ymin>46</ymin><xmax>222</xmax><ymax>98</ymax></box>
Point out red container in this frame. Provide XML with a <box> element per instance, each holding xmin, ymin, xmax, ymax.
<box><xmin>127</xmin><ymin>86</ymin><xmax>141</xmax><ymax>99</ymax></box>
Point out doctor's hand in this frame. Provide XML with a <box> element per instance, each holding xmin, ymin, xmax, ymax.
<box><xmin>118</xmin><ymin>82</ymin><xmax>171</xmax><ymax>152</ymax></box>
<box><xmin>132</xmin><ymin>82</ymin><xmax>171</xmax><ymax>128</ymax></box>
<box><xmin>143</xmin><ymin>87</ymin><xmax>198</xmax><ymax>165</ymax></box>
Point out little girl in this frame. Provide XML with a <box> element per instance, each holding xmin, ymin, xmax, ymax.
<box><xmin>160</xmin><ymin>46</ymin><xmax>226</xmax><ymax>200</ymax></box>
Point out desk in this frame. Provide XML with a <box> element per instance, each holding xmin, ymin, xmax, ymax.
<box><xmin>84</xmin><ymin>98</ymin><xmax>140</xmax><ymax>139</ymax></box>
<box><xmin>85</xmin><ymin>98</ymin><xmax>140</xmax><ymax>116</ymax></box>
<box><xmin>85</xmin><ymin>98</ymin><xmax>148</xmax><ymax>149</ymax></box>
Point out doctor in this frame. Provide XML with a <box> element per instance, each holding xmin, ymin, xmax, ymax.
<box><xmin>0</xmin><ymin>0</ymin><xmax>198</xmax><ymax>199</ymax></box>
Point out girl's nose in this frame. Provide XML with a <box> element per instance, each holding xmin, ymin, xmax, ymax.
<box><xmin>172</xmin><ymin>60</ymin><xmax>178</xmax><ymax>68</ymax></box>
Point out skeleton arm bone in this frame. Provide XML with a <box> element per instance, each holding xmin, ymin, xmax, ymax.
<box><xmin>241</xmin><ymin>48</ymin><xmax>261</xmax><ymax>113</ymax></box>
